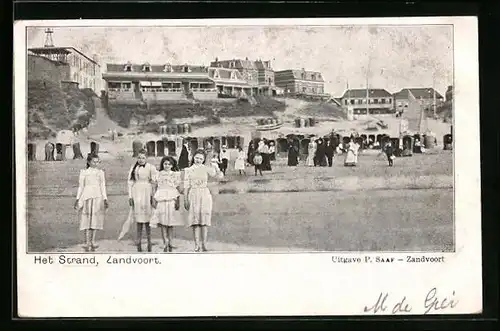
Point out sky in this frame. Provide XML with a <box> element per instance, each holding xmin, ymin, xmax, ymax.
<box><xmin>27</xmin><ymin>25</ymin><xmax>453</xmax><ymax>97</ymax></box>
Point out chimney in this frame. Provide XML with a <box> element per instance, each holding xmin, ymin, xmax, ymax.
<box><xmin>215</xmin><ymin>57</ymin><xmax>218</xmax><ymax>62</ymax></box>
<box><xmin>245</xmin><ymin>57</ymin><xmax>248</xmax><ymax>61</ymax></box>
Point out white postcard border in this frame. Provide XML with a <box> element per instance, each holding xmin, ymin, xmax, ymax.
<box><xmin>15</xmin><ymin>17</ymin><xmax>481</xmax><ymax>317</ymax></box>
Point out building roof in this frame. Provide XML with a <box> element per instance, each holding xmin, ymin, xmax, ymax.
<box><xmin>341</xmin><ymin>88</ymin><xmax>392</xmax><ymax>99</ymax></box>
<box><xmin>209</xmin><ymin>59</ymin><xmax>260</xmax><ymax>70</ymax></box>
<box><xmin>275</xmin><ymin>69</ymin><xmax>324</xmax><ymax>82</ymax></box>
<box><xmin>393</xmin><ymin>88</ymin><xmax>444</xmax><ymax>99</ymax></box>
<box><xmin>28</xmin><ymin>46</ymin><xmax>100</xmax><ymax>66</ymax></box>
<box><xmin>106</xmin><ymin>63</ymin><xmax>209</xmax><ymax>73</ymax></box>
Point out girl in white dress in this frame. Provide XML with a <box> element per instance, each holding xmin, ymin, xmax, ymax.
<box><xmin>127</xmin><ymin>149</ymin><xmax>157</xmax><ymax>252</ymax></box>
<box><xmin>234</xmin><ymin>146</ymin><xmax>246</xmax><ymax>175</ymax></box>
<box><xmin>183</xmin><ymin>150</ymin><xmax>224</xmax><ymax>252</ymax></box>
<box><xmin>150</xmin><ymin>156</ymin><xmax>183</xmax><ymax>252</ymax></box>
<box><xmin>306</xmin><ymin>140</ymin><xmax>317</xmax><ymax>166</ymax></box>
<box><xmin>74</xmin><ymin>153</ymin><xmax>108</xmax><ymax>252</ymax></box>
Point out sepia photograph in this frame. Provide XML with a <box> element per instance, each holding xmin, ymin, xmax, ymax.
<box><xmin>25</xmin><ymin>23</ymin><xmax>454</xmax><ymax>254</ymax></box>
<box><xmin>15</xmin><ymin>18</ymin><xmax>481</xmax><ymax>317</ymax></box>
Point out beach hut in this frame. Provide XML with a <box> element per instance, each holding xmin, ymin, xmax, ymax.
<box><xmin>72</xmin><ymin>142</ymin><xmax>83</xmax><ymax>159</ymax></box>
<box><xmin>132</xmin><ymin>140</ymin><xmax>144</xmax><ymax>157</ymax></box>
<box><xmin>184</xmin><ymin>123</ymin><xmax>191</xmax><ymax>134</ymax></box>
<box><xmin>156</xmin><ymin>140</ymin><xmax>166</xmax><ymax>157</ymax></box>
<box><xmin>90</xmin><ymin>141</ymin><xmax>99</xmax><ymax>155</ymax></box>
<box><xmin>381</xmin><ymin>135</ymin><xmax>391</xmax><ymax>149</ymax></box>
<box><xmin>146</xmin><ymin>141</ymin><xmax>156</xmax><ymax>157</ymax></box>
<box><xmin>276</xmin><ymin>138</ymin><xmax>288</xmax><ymax>155</ymax></box>
<box><xmin>177</xmin><ymin>124</ymin><xmax>185</xmax><ymax>135</ymax></box>
<box><xmin>402</xmin><ymin>135</ymin><xmax>414</xmax><ymax>157</ymax></box>
<box><xmin>300</xmin><ymin>138</ymin><xmax>310</xmax><ymax>156</ymax></box>
<box><xmin>354</xmin><ymin>136</ymin><xmax>364</xmax><ymax>149</ymax></box>
<box><xmin>44</xmin><ymin>142</ymin><xmax>55</xmax><ymax>161</ymax></box>
<box><xmin>299</xmin><ymin>117</ymin><xmax>306</xmax><ymax>128</ymax></box>
<box><xmin>443</xmin><ymin>134</ymin><xmax>453</xmax><ymax>150</ymax></box>
<box><xmin>167</xmin><ymin>140</ymin><xmax>176</xmax><ymax>156</ymax></box>
<box><xmin>27</xmin><ymin>143</ymin><xmax>36</xmax><ymax>161</ymax></box>
<box><xmin>55</xmin><ymin>143</ymin><xmax>66</xmax><ymax>161</ymax></box>
<box><xmin>390</xmin><ymin>138</ymin><xmax>401</xmax><ymax>157</ymax></box>
<box><xmin>424</xmin><ymin>134</ymin><xmax>436</xmax><ymax>149</ymax></box>
<box><xmin>188</xmin><ymin>137</ymin><xmax>199</xmax><ymax>152</ymax></box>
<box><xmin>309</xmin><ymin>117</ymin><xmax>316</xmax><ymax>127</ymax></box>
<box><xmin>294</xmin><ymin>118</ymin><xmax>301</xmax><ymax>128</ymax></box>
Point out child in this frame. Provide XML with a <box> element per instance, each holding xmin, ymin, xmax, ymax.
<box><xmin>74</xmin><ymin>153</ymin><xmax>108</xmax><ymax>252</ymax></box>
<box><xmin>150</xmin><ymin>156</ymin><xmax>183</xmax><ymax>252</ymax></box>
<box><xmin>253</xmin><ymin>152</ymin><xmax>263</xmax><ymax>176</ymax></box>
<box><xmin>234</xmin><ymin>146</ymin><xmax>246</xmax><ymax>175</ymax></box>
<box><xmin>183</xmin><ymin>150</ymin><xmax>224</xmax><ymax>252</ymax></box>
<box><xmin>384</xmin><ymin>142</ymin><xmax>395</xmax><ymax>167</ymax></box>
<box><xmin>219</xmin><ymin>145</ymin><xmax>230</xmax><ymax>175</ymax></box>
<box><xmin>127</xmin><ymin>149</ymin><xmax>157</xmax><ymax>252</ymax></box>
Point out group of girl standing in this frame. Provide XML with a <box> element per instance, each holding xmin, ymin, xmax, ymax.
<box><xmin>74</xmin><ymin>148</ymin><xmax>224</xmax><ymax>252</ymax></box>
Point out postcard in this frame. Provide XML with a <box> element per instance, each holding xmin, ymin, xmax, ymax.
<box><xmin>14</xmin><ymin>17</ymin><xmax>481</xmax><ymax>317</ymax></box>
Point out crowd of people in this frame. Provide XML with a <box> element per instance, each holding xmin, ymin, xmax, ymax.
<box><xmin>74</xmin><ymin>134</ymin><xmax>406</xmax><ymax>252</ymax></box>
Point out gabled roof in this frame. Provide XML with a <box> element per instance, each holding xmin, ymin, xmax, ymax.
<box><xmin>393</xmin><ymin>88</ymin><xmax>444</xmax><ymax>99</ymax></box>
<box><xmin>341</xmin><ymin>88</ymin><xmax>392</xmax><ymax>98</ymax></box>
<box><xmin>106</xmin><ymin>63</ymin><xmax>209</xmax><ymax>73</ymax></box>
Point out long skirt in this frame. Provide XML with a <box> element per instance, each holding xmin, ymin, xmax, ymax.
<box><xmin>131</xmin><ymin>182</ymin><xmax>153</xmax><ymax>224</ymax></box>
<box><xmin>234</xmin><ymin>158</ymin><xmax>245</xmax><ymax>170</ymax></box>
<box><xmin>79</xmin><ymin>197</ymin><xmax>105</xmax><ymax>230</ymax></box>
<box><xmin>151</xmin><ymin>198</ymin><xmax>184</xmax><ymax>227</ymax></box>
<box><xmin>187</xmin><ymin>187</ymin><xmax>213</xmax><ymax>226</ymax></box>
<box><xmin>306</xmin><ymin>154</ymin><xmax>315</xmax><ymax>166</ymax></box>
<box><xmin>344</xmin><ymin>150</ymin><xmax>357</xmax><ymax>166</ymax></box>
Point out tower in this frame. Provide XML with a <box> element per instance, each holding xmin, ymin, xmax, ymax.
<box><xmin>44</xmin><ymin>28</ymin><xmax>54</xmax><ymax>47</ymax></box>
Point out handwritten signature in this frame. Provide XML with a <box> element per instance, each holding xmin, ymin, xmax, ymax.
<box><xmin>363</xmin><ymin>287</ymin><xmax>458</xmax><ymax>314</ymax></box>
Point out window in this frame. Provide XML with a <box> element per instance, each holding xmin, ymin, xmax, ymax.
<box><xmin>122</xmin><ymin>83</ymin><xmax>131</xmax><ymax>89</ymax></box>
<box><xmin>303</xmin><ymin>87</ymin><xmax>307</xmax><ymax>93</ymax></box>
<box><xmin>388</xmin><ymin>98</ymin><xmax>392</xmax><ymax>104</ymax></box>
<box><xmin>374</xmin><ymin>99</ymin><xmax>379</xmax><ymax>104</ymax></box>
<box><xmin>124</xmin><ymin>65</ymin><xmax>132</xmax><ymax>72</ymax></box>
<box><xmin>164</xmin><ymin>64</ymin><xmax>172</xmax><ymax>72</ymax></box>
<box><xmin>311</xmin><ymin>74</ymin><xmax>316</xmax><ymax>80</ymax></box>
<box><xmin>381</xmin><ymin>98</ymin><xmax>386</xmax><ymax>104</ymax></box>
<box><xmin>345</xmin><ymin>99</ymin><xmax>348</xmax><ymax>105</ymax></box>
<box><xmin>142</xmin><ymin>64</ymin><xmax>151</xmax><ymax>72</ymax></box>
<box><xmin>350</xmin><ymin>99</ymin><xmax>355</xmax><ymax>105</ymax></box>
<box><xmin>301</xmin><ymin>73</ymin><xmax>306</xmax><ymax>79</ymax></box>
<box><xmin>183</xmin><ymin>66</ymin><xmax>189</xmax><ymax>73</ymax></box>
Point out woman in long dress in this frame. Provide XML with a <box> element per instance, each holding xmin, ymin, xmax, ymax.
<box><xmin>150</xmin><ymin>156</ymin><xmax>182</xmax><ymax>252</ymax></box>
<box><xmin>127</xmin><ymin>149</ymin><xmax>157</xmax><ymax>252</ymax></box>
<box><xmin>344</xmin><ymin>139</ymin><xmax>359</xmax><ymax>167</ymax></box>
<box><xmin>258</xmin><ymin>140</ymin><xmax>271</xmax><ymax>171</ymax></box>
<box><xmin>234</xmin><ymin>146</ymin><xmax>246</xmax><ymax>175</ymax></box>
<box><xmin>247</xmin><ymin>141</ymin><xmax>256</xmax><ymax>166</ymax></box>
<box><xmin>315</xmin><ymin>138</ymin><xmax>328</xmax><ymax>167</ymax></box>
<box><xmin>306</xmin><ymin>139</ymin><xmax>316</xmax><ymax>167</ymax></box>
<box><xmin>74</xmin><ymin>153</ymin><xmax>108</xmax><ymax>252</ymax></box>
<box><xmin>287</xmin><ymin>141</ymin><xmax>299</xmax><ymax>166</ymax></box>
<box><xmin>183</xmin><ymin>150</ymin><xmax>224</xmax><ymax>252</ymax></box>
